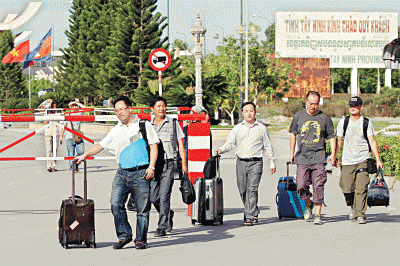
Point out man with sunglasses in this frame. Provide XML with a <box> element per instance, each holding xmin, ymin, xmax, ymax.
<box><xmin>75</xmin><ymin>96</ymin><xmax>159</xmax><ymax>250</ymax></box>
<box><xmin>335</xmin><ymin>96</ymin><xmax>383</xmax><ymax>224</ymax></box>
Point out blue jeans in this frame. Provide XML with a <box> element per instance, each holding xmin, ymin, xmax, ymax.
<box><xmin>111</xmin><ymin>167</ymin><xmax>151</xmax><ymax>243</ymax></box>
<box><xmin>150</xmin><ymin>160</ymin><xmax>174</xmax><ymax>229</ymax></box>
<box><xmin>67</xmin><ymin>139</ymin><xmax>85</xmax><ymax>171</ymax></box>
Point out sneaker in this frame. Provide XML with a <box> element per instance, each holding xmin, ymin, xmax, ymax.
<box><xmin>243</xmin><ymin>219</ymin><xmax>253</xmax><ymax>226</ymax></box>
<box><xmin>357</xmin><ymin>217</ymin><xmax>367</xmax><ymax>224</ymax></box>
<box><xmin>154</xmin><ymin>228</ymin><xmax>167</xmax><ymax>237</ymax></box>
<box><xmin>167</xmin><ymin>210</ymin><xmax>174</xmax><ymax>232</ymax></box>
<box><xmin>313</xmin><ymin>215</ymin><xmax>323</xmax><ymax>225</ymax></box>
<box><xmin>304</xmin><ymin>203</ymin><xmax>314</xmax><ymax>220</ymax></box>
<box><xmin>135</xmin><ymin>241</ymin><xmax>147</xmax><ymax>249</ymax></box>
<box><xmin>113</xmin><ymin>237</ymin><xmax>132</xmax><ymax>250</ymax></box>
<box><xmin>349</xmin><ymin>207</ymin><xmax>355</xmax><ymax>220</ymax></box>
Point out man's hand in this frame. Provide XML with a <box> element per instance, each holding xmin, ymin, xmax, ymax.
<box><xmin>182</xmin><ymin>163</ymin><xmax>188</xmax><ymax>174</ymax></box>
<box><xmin>377</xmin><ymin>159</ymin><xmax>383</xmax><ymax>170</ymax></box>
<box><xmin>271</xmin><ymin>167</ymin><xmax>276</xmax><ymax>174</ymax></box>
<box><xmin>289</xmin><ymin>154</ymin><xmax>295</xmax><ymax>164</ymax></box>
<box><xmin>144</xmin><ymin>167</ymin><xmax>155</xmax><ymax>179</ymax></box>
<box><xmin>59</xmin><ymin>136</ymin><xmax>63</xmax><ymax>145</ymax></box>
<box><xmin>74</xmin><ymin>154</ymin><xmax>86</xmax><ymax>164</ymax></box>
<box><xmin>328</xmin><ymin>154</ymin><xmax>337</xmax><ymax>167</ymax></box>
<box><xmin>216</xmin><ymin>149</ymin><xmax>222</xmax><ymax>155</ymax></box>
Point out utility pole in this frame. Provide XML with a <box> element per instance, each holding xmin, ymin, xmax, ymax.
<box><xmin>239</xmin><ymin>0</ymin><xmax>244</xmax><ymax>122</ymax></box>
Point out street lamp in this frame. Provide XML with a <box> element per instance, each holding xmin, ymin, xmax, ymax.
<box><xmin>252</xmin><ymin>14</ymin><xmax>273</xmax><ymax>24</ymax></box>
<box><xmin>238</xmin><ymin>24</ymin><xmax>256</xmax><ymax>102</ymax></box>
<box><xmin>190</xmin><ymin>13</ymin><xmax>207</xmax><ymax>107</ymax></box>
<box><xmin>209</xmin><ymin>24</ymin><xmax>225</xmax><ymax>45</ymax></box>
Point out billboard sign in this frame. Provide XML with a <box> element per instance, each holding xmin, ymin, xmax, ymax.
<box><xmin>276</xmin><ymin>12</ymin><xmax>398</xmax><ymax>68</ymax></box>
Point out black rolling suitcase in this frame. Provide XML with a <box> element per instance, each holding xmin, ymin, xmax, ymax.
<box><xmin>191</xmin><ymin>155</ymin><xmax>223</xmax><ymax>225</ymax></box>
<box><xmin>58</xmin><ymin>161</ymin><xmax>96</xmax><ymax>249</ymax></box>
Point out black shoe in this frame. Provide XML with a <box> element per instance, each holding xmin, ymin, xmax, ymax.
<box><xmin>135</xmin><ymin>241</ymin><xmax>147</xmax><ymax>249</ymax></box>
<box><xmin>167</xmin><ymin>210</ymin><xmax>174</xmax><ymax>232</ymax></box>
<box><xmin>52</xmin><ymin>168</ymin><xmax>58</xmax><ymax>172</ymax></box>
<box><xmin>154</xmin><ymin>228</ymin><xmax>167</xmax><ymax>237</ymax></box>
<box><xmin>47</xmin><ymin>168</ymin><xmax>52</xmax><ymax>172</ymax></box>
<box><xmin>113</xmin><ymin>237</ymin><xmax>132</xmax><ymax>250</ymax></box>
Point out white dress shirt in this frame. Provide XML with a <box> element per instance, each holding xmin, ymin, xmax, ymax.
<box><xmin>219</xmin><ymin>120</ymin><xmax>276</xmax><ymax>168</ymax></box>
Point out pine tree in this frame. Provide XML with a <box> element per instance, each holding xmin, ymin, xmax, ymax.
<box><xmin>0</xmin><ymin>31</ymin><xmax>26</xmax><ymax>106</ymax></box>
<box><xmin>56</xmin><ymin>0</ymin><xmax>112</xmax><ymax>105</ymax></box>
<box><xmin>100</xmin><ymin>0</ymin><xmax>168</xmax><ymax>105</ymax></box>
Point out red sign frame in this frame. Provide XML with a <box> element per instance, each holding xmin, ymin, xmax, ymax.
<box><xmin>148</xmin><ymin>48</ymin><xmax>171</xmax><ymax>71</ymax></box>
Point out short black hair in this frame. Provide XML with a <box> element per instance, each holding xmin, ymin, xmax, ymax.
<box><xmin>150</xmin><ymin>96</ymin><xmax>167</xmax><ymax>108</ymax></box>
<box><xmin>306</xmin><ymin>91</ymin><xmax>320</xmax><ymax>101</ymax></box>
<box><xmin>113</xmin><ymin>95</ymin><xmax>132</xmax><ymax>107</ymax></box>
<box><xmin>242</xmin><ymin>102</ymin><xmax>256</xmax><ymax>111</ymax></box>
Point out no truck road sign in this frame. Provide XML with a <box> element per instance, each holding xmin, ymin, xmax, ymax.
<box><xmin>149</xmin><ymin>48</ymin><xmax>171</xmax><ymax>72</ymax></box>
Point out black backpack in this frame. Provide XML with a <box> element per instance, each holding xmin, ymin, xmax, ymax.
<box><xmin>139</xmin><ymin>120</ymin><xmax>165</xmax><ymax>172</ymax></box>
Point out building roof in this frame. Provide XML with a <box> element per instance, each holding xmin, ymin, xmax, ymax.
<box><xmin>22</xmin><ymin>66</ymin><xmax>53</xmax><ymax>76</ymax></box>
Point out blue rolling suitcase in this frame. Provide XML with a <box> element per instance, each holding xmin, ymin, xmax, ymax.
<box><xmin>276</xmin><ymin>162</ymin><xmax>306</xmax><ymax>219</ymax></box>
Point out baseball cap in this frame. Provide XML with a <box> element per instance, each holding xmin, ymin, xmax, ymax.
<box><xmin>348</xmin><ymin>96</ymin><xmax>363</xmax><ymax>107</ymax></box>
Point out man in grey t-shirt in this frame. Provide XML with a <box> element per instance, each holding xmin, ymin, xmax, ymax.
<box><xmin>289</xmin><ymin>91</ymin><xmax>336</xmax><ymax>225</ymax></box>
<box><xmin>336</xmin><ymin>96</ymin><xmax>383</xmax><ymax>224</ymax></box>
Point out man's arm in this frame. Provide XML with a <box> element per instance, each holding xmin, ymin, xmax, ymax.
<box><xmin>178</xmin><ymin>138</ymin><xmax>188</xmax><ymax>174</ymax></box>
<box><xmin>328</xmin><ymin>137</ymin><xmax>337</xmax><ymax>166</ymax></box>
<box><xmin>144</xmin><ymin>143</ymin><xmax>158</xmax><ymax>179</ymax></box>
<box><xmin>289</xmin><ymin>133</ymin><xmax>296</xmax><ymax>164</ymax></box>
<box><xmin>216</xmin><ymin>127</ymin><xmax>237</xmax><ymax>155</ymax></box>
<box><xmin>368</xmin><ymin>135</ymin><xmax>383</xmax><ymax>169</ymax></box>
<box><xmin>75</xmin><ymin>143</ymin><xmax>104</xmax><ymax>163</ymax></box>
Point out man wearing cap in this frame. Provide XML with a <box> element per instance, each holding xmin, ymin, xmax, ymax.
<box><xmin>60</xmin><ymin>100</ymin><xmax>86</xmax><ymax>173</ymax></box>
<box><xmin>335</xmin><ymin>96</ymin><xmax>383</xmax><ymax>224</ymax></box>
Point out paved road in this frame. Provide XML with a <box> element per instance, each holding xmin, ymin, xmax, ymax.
<box><xmin>0</xmin><ymin>129</ymin><xmax>399</xmax><ymax>266</ymax></box>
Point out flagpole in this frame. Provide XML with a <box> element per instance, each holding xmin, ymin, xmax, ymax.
<box><xmin>52</xmin><ymin>25</ymin><xmax>55</xmax><ymax>87</ymax></box>
<box><xmin>28</xmin><ymin>37</ymin><xmax>31</xmax><ymax>109</ymax></box>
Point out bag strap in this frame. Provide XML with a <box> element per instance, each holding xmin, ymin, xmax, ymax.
<box><xmin>343</xmin><ymin>116</ymin><xmax>371</xmax><ymax>152</ymax></box>
<box><xmin>139</xmin><ymin>120</ymin><xmax>148</xmax><ymax>145</ymax></box>
<box><xmin>172</xmin><ymin>118</ymin><xmax>178</xmax><ymax>159</ymax></box>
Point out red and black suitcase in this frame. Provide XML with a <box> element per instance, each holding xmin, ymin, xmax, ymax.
<box><xmin>58</xmin><ymin>161</ymin><xmax>96</xmax><ymax>249</ymax></box>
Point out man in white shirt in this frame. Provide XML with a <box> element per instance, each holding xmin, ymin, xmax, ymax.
<box><xmin>336</xmin><ymin>96</ymin><xmax>383</xmax><ymax>224</ymax></box>
<box><xmin>217</xmin><ymin>102</ymin><xmax>276</xmax><ymax>226</ymax></box>
<box><xmin>75</xmin><ymin>96</ymin><xmax>159</xmax><ymax>250</ymax></box>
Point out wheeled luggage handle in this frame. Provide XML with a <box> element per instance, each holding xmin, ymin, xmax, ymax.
<box><xmin>72</xmin><ymin>160</ymin><xmax>87</xmax><ymax>205</ymax></box>
<box><xmin>285</xmin><ymin>161</ymin><xmax>294</xmax><ymax>190</ymax></box>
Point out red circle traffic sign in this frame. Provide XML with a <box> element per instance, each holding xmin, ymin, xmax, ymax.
<box><xmin>149</xmin><ymin>48</ymin><xmax>171</xmax><ymax>71</ymax></box>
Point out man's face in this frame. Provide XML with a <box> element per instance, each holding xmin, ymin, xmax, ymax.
<box><xmin>151</xmin><ymin>100</ymin><xmax>166</xmax><ymax>119</ymax></box>
<box><xmin>349</xmin><ymin>104</ymin><xmax>362</xmax><ymax>115</ymax></box>
<box><xmin>114</xmin><ymin>101</ymin><xmax>131</xmax><ymax>124</ymax></box>
<box><xmin>306</xmin><ymin>95</ymin><xmax>320</xmax><ymax>115</ymax></box>
<box><xmin>71</xmin><ymin>104</ymin><xmax>78</xmax><ymax>109</ymax></box>
<box><xmin>242</xmin><ymin>104</ymin><xmax>255</xmax><ymax>122</ymax></box>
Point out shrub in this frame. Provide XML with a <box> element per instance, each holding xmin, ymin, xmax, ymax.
<box><xmin>282</xmin><ymin>99</ymin><xmax>304</xmax><ymax>117</ymax></box>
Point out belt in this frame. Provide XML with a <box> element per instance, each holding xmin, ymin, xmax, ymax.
<box><xmin>238</xmin><ymin>157</ymin><xmax>262</xmax><ymax>162</ymax></box>
<box><xmin>122</xmin><ymin>165</ymin><xmax>149</xmax><ymax>172</ymax></box>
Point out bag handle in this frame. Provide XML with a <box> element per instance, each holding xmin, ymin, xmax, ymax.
<box><xmin>72</xmin><ymin>160</ymin><xmax>87</xmax><ymax>205</ymax></box>
<box><xmin>286</xmin><ymin>161</ymin><xmax>291</xmax><ymax>189</ymax></box>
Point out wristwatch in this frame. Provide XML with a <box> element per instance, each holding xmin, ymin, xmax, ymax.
<box><xmin>149</xmin><ymin>166</ymin><xmax>155</xmax><ymax>170</ymax></box>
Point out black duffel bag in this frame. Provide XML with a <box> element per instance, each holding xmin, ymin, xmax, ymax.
<box><xmin>367</xmin><ymin>169</ymin><xmax>389</xmax><ymax>207</ymax></box>
<box><xmin>179</xmin><ymin>173</ymin><xmax>196</xmax><ymax>205</ymax></box>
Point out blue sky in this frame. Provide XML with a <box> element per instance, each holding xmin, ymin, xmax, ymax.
<box><xmin>1</xmin><ymin>0</ymin><xmax>399</xmax><ymax>53</ymax></box>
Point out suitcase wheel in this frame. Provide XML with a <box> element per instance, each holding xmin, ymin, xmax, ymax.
<box><xmin>191</xmin><ymin>220</ymin><xmax>195</xmax><ymax>225</ymax></box>
<box><xmin>219</xmin><ymin>221</ymin><xmax>223</xmax><ymax>225</ymax></box>
<box><xmin>62</xmin><ymin>231</ymin><xmax>69</xmax><ymax>249</ymax></box>
<box><xmin>91</xmin><ymin>231</ymin><xmax>96</xmax><ymax>249</ymax></box>
<box><xmin>279</xmin><ymin>215</ymin><xmax>282</xmax><ymax>220</ymax></box>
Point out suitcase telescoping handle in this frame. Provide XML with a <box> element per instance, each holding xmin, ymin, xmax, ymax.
<box><xmin>72</xmin><ymin>160</ymin><xmax>87</xmax><ymax>205</ymax></box>
<box><xmin>286</xmin><ymin>161</ymin><xmax>292</xmax><ymax>189</ymax></box>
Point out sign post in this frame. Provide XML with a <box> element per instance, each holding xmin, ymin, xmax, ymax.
<box><xmin>149</xmin><ymin>48</ymin><xmax>171</xmax><ymax>96</ymax></box>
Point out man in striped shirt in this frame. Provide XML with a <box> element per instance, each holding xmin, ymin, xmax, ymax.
<box><xmin>217</xmin><ymin>102</ymin><xmax>276</xmax><ymax>226</ymax></box>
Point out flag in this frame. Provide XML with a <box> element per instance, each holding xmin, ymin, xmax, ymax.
<box><xmin>23</xmin><ymin>28</ymin><xmax>52</xmax><ymax>69</ymax></box>
<box><xmin>1</xmin><ymin>40</ymin><xmax>30</xmax><ymax>64</ymax></box>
